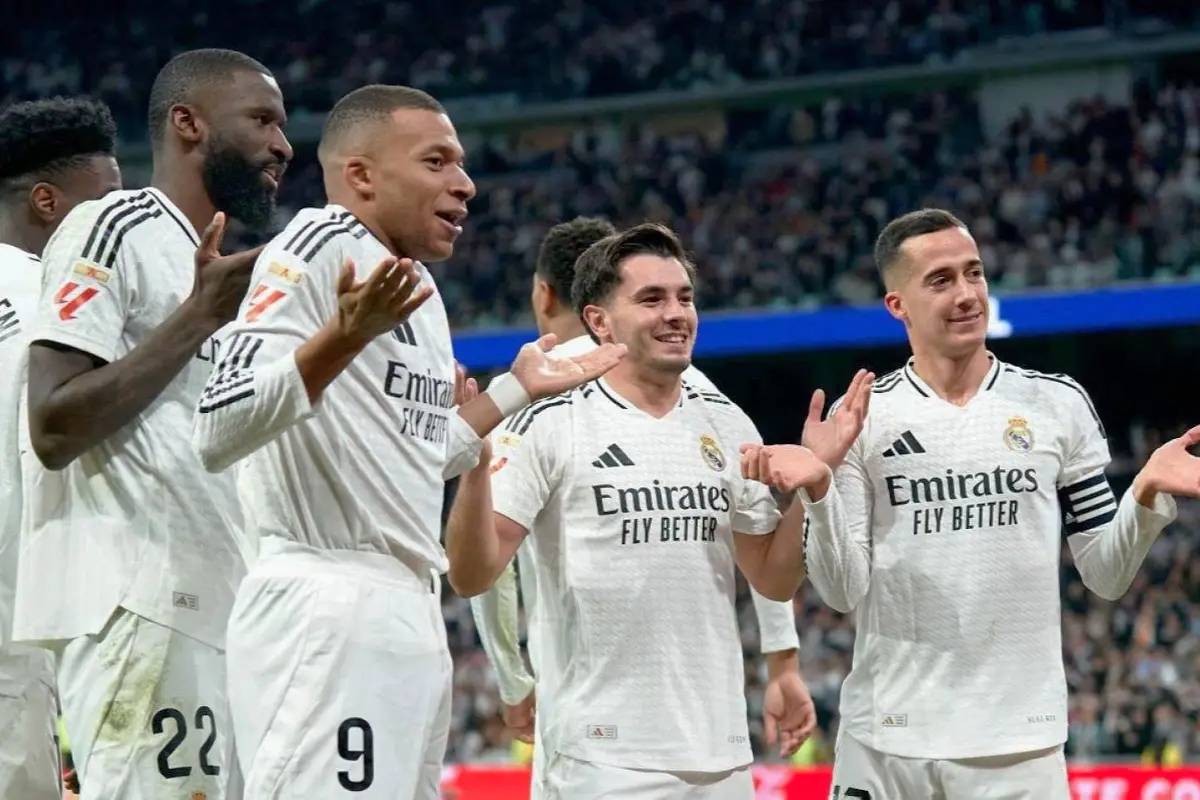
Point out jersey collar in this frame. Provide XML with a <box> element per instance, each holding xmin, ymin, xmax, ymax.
<box><xmin>145</xmin><ymin>188</ymin><xmax>200</xmax><ymax>246</ymax></box>
<box><xmin>594</xmin><ymin>376</ymin><xmax>686</xmax><ymax>413</ymax></box>
<box><xmin>902</xmin><ymin>351</ymin><xmax>1002</xmax><ymax>399</ymax></box>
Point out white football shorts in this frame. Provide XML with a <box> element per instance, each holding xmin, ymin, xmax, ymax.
<box><xmin>226</xmin><ymin>538</ymin><xmax>453</xmax><ymax>800</ymax></box>
<box><xmin>0</xmin><ymin>642</ymin><xmax>60</xmax><ymax>800</ymax></box>
<box><xmin>55</xmin><ymin>607</ymin><xmax>239</xmax><ymax>800</ymax></box>
<box><xmin>830</xmin><ymin>732</ymin><xmax>1069</xmax><ymax>799</ymax></box>
<box><xmin>540</xmin><ymin>752</ymin><xmax>753</xmax><ymax>799</ymax></box>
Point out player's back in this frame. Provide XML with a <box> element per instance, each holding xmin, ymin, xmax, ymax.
<box><xmin>492</xmin><ymin>378</ymin><xmax>770</xmax><ymax>773</ymax></box>
<box><xmin>0</xmin><ymin>243</ymin><xmax>42</xmax><ymax>647</ymax></box>
<box><xmin>13</xmin><ymin>188</ymin><xmax>244</xmax><ymax>650</ymax></box>
<box><xmin>198</xmin><ymin>205</ymin><xmax>457</xmax><ymax>575</ymax></box>
<box><xmin>834</xmin><ymin>355</ymin><xmax>1095</xmax><ymax>759</ymax></box>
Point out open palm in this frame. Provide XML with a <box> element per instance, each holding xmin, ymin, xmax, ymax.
<box><xmin>510</xmin><ymin>334</ymin><xmax>627</xmax><ymax>401</ymax></box>
<box><xmin>801</xmin><ymin>368</ymin><xmax>874</xmax><ymax>470</ymax></box>
<box><xmin>1142</xmin><ymin>424</ymin><xmax>1200</xmax><ymax>497</ymax></box>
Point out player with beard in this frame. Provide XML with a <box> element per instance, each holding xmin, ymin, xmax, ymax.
<box><xmin>446</xmin><ymin>223</ymin><xmax>842</xmax><ymax>799</ymax></box>
<box><xmin>468</xmin><ymin>217</ymin><xmax>815</xmax><ymax>795</ymax></box>
<box><xmin>747</xmin><ymin>208</ymin><xmax>1200</xmax><ymax>798</ymax></box>
<box><xmin>14</xmin><ymin>49</ymin><xmax>291</xmax><ymax>800</ymax></box>
<box><xmin>0</xmin><ymin>96</ymin><xmax>121</xmax><ymax>800</ymax></box>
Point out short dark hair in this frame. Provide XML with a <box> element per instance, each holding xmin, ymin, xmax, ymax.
<box><xmin>0</xmin><ymin>97</ymin><xmax>117</xmax><ymax>194</ymax></box>
<box><xmin>318</xmin><ymin>85</ymin><xmax>445</xmax><ymax>159</ymax></box>
<box><xmin>571</xmin><ymin>222</ymin><xmax>696</xmax><ymax>318</ymax></box>
<box><xmin>148</xmin><ymin>49</ymin><xmax>272</xmax><ymax>148</ymax></box>
<box><xmin>874</xmin><ymin>208</ymin><xmax>968</xmax><ymax>281</ymax></box>
<box><xmin>536</xmin><ymin>217</ymin><xmax>617</xmax><ymax>302</ymax></box>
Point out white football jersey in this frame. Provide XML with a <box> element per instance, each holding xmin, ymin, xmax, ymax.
<box><xmin>192</xmin><ymin>205</ymin><xmax>481</xmax><ymax>576</ymax></box>
<box><xmin>489</xmin><ymin>377</ymin><xmax>781</xmax><ymax>772</ymax></box>
<box><xmin>0</xmin><ymin>243</ymin><xmax>41</xmax><ymax>646</ymax></box>
<box><xmin>802</xmin><ymin>354</ymin><xmax>1177</xmax><ymax>760</ymax></box>
<box><xmin>13</xmin><ymin>188</ymin><xmax>245</xmax><ymax>650</ymax></box>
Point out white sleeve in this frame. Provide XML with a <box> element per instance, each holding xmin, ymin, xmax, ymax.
<box><xmin>191</xmin><ymin>245</ymin><xmax>338</xmax><ymax>473</ymax></box>
<box><xmin>731</xmin><ymin>414</ymin><xmax>781</xmax><ymax>535</ymax></box>
<box><xmin>469</xmin><ymin>560</ymin><xmax>535</xmax><ymax>704</ymax></box>
<box><xmin>489</xmin><ymin>397</ymin><xmax>564</xmax><ymax>530</ymax></box>
<box><xmin>30</xmin><ymin>211</ymin><xmax>133</xmax><ymax>363</ymax></box>
<box><xmin>1058</xmin><ymin>379</ymin><xmax>1176</xmax><ymax>600</ymax></box>
<box><xmin>797</xmin><ymin>400</ymin><xmax>874</xmax><ymax>613</ymax></box>
<box><xmin>751</xmin><ymin>589</ymin><xmax>799</xmax><ymax>653</ymax></box>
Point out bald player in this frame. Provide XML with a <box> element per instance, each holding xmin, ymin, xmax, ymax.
<box><xmin>14</xmin><ymin>49</ymin><xmax>291</xmax><ymax>799</ymax></box>
<box><xmin>191</xmin><ymin>84</ymin><xmax>625</xmax><ymax>799</ymax></box>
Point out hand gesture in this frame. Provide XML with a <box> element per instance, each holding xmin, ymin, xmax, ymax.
<box><xmin>510</xmin><ymin>333</ymin><xmax>627</xmax><ymax>402</ymax></box>
<box><xmin>191</xmin><ymin>212</ymin><xmax>264</xmax><ymax>325</ymax></box>
<box><xmin>453</xmin><ymin>362</ymin><xmax>478</xmax><ymax>406</ymax></box>
<box><xmin>502</xmin><ymin>690</ymin><xmax>536</xmax><ymax>745</ymax></box>
<box><xmin>739</xmin><ymin>443</ymin><xmax>832</xmax><ymax>494</ymax></box>
<box><xmin>336</xmin><ymin>256</ymin><xmax>434</xmax><ymax>344</ymax></box>
<box><xmin>1138</xmin><ymin>424</ymin><xmax>1200</xmax><ymax>498</ymax></box>
<box><xmin>801</xmin><ymin>368</ymin><xmax>874</xmax><ymax>470</ymax></box>
<box><xmin>762</xmin><ymin>671</ymin><xmax>817</xmax><ymax>758</ymax></box>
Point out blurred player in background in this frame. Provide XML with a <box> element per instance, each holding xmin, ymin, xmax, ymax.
<box><xmin>0</xmin><ymin>95</ymin><xmax>121</xmax><ymax>800</ymax></box>
<box><xmin>469</xmin><ymin>216</ymin><xmax>814</xmax><ymax>789</ymax></box>
<box><xmin>447</xmin><ymin>223</ymin><xmax>839</xmax><ymax>799</ymax></box>
<box><xmin>14</xmin><ymin>49</ymin><xmax>290</xmax><ymax>799</ymax></box>
<box><xmin>750</xmin><ymin>208</ymin><xmax>1200</xmax><ymax>799</ymax></box>
<box><xmin>190</xmin><ymin>84</ymin><xmax>624</xmax><ymax>799</ymax></box>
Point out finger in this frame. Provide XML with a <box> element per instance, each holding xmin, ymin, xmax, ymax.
<box><xmin>759</xmin><ymin>449</ymin><xmax>772</xmax><ymax>483</ymax></box>
<box><xmin>538</xmin><ymin>333</ymin><xmax>558</xmax><ymax>352</ymax></box>
<box><xmin>454</xmin><ymin>362</ymin><xmax>466</xmax><ymax>403</ymax></box>
<box><xmin>807</xmin><ymin>388</ymin><xmax>825</xmax><ymax>424</ymax></box>
<box><xmin>395</xmin><ymin>285</ymin><xmax>435</xmax><ymax>318</ymax></box>
<box><xmin>198</xmin><ymin>212</ymin><xmax>226</xmax><ymax>260</ymax></box>
<box><xmin>363</xmin><ymin>256</ymin><xmax>399</xmax><ymax>293</ymax></box>
<box><xmin>741</xmin><ymin>451</ymin><xmax>759</xmax><ymax>481</ymax></box>
<box><xmin>858</xmin><ymin>372</ymin><xmax>875</xmax><ymax>419</ymax></box>
<box><xmin>225</xmin><ymin>244</ymin><xmax>265</xmax><ymax>272</ymax></box>
<box><xmin>386</xmin><ymin>258</ymin><xmax>421</xmax><ymax>302</ymax></box>
<box><xmin>337</xmin><ymin>258</ymin><xmax>357</xmax><ymax>295</ymax></box>
<box><xmin>739</xmin><ymin>443</ymin><xmax>760</xmax><ymax>455</ymax></box>
<box><xmin>465</xmin><ymin>377</ymin><xmax>478</xmax><ymax>402</ymax></box>
<box><xmin>763</xmin><ymin>713</ymin><xmax>778</xmax><ymax>747</ymax></box>
<box><xmin>517</xmin><ymin>732</ymin><xmax>534</xmax><ymax>745</ymax></box>
<box><xmin>842</xmin><ymin>368</ymin><xmax>866</xmax><ymax>413</ymax></box>
<box><xmin>1180</xmin><ymin>424</ymin><xmax>1200</xmax><ymax>448</ymax></box>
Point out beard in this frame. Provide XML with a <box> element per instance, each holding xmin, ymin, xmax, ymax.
<box><xmin>201</xmin><ymin>135</ymin><xmax>280</xmax><ymax>231</ymax></box>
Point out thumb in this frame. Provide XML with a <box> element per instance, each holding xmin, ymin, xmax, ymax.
<box><xmin>763</xmin><ymin>710</ymin><xmax>778</xmax><ymax>746</ymax></box>
<box><xmin>1180</xmin><ymin>424</ymin><xmax>1200</xmax><ymax>449</ymax></box>
<box><xmin>199</xmin><ymin>212</ymin><xmax>226</xmax><ymax>260</ymax></box>
<box><xmin>807</xmin><ymin>388</ymin><xmax>826</xmax><ymax>424</ymax></box>
<box><xmin>337</xmin><ymin>258</ymin><xmax>356</xmax><ymax>294</ymax></box>
<box><xmin>537</xmin><ymin>333</ymin><xmax>557</xmax><ymax>352</ymax></box>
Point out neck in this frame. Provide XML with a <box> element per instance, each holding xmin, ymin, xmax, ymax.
<box><xmin>909</xmin><ymin>343</ymin><xmax>992</xmax><ymax>406</ymax></box>
<box><xmin>328</xmin><ymin>195</ymin><xmax>405</xmax><ymax>258</ymax></box>
<box><xmin>151</xmin><ymin>155</ymin><xmax>216</xmax><ymax>239</ymax></box>
<box><xmin>0</xmin><ymin>211</ymin><xmax>44</xmax><ymax>256</ymax></box>
<box><xmin>603</xmin><ymin>360</ymin><xmax>682</xmax><ymax>418</ymax></box>
<box><xmin>541</xmin><ymin>313</ymin><xmax>587</xmax><ymax>344</ymax></box>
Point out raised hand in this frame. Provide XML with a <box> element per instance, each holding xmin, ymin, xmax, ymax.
<box><xmin>191</xmin><ymin>212</ymin><xmax>264</xmax><ymax>324</ymax></box>
<box><xmin>510</xmin><ymin>333</ymin><xmax>627</xmax><ymax>402</ymax></box>
<box><xmin>739</xmin><ymin>443</ymin><xmax>832</xmax><ymax>494</ymax></box>
<box><xmin>763</xmin><ymin>671</ymin><xmax>817</xmax><ymax>758</ymax></box>
<box><xmin>335</xmin><ymin>255</ymin><xmax>434</xmax><ymax>343</ymax></box>
<box><xmin>453</xmin><ymin>361</ymin><xmax>479</xmax><ymax>406</ymax></box>
<box><xmin>1136</xmin><ymin>424</ymin><xmax>1200</xmax><ymax>499</ymax></box>
<box><xmin>801</xmin><ymin>368</ymin><xmax>874</xmax><ymax>470</ymax></box>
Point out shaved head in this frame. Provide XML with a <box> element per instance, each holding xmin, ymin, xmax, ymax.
<box><xmin>148</xmin><ymin>48</ymin><xmax>273</xmax><ymax>150</ymax></box>
<box><xmin>318</xmin><ymin>85</ymin><xmax>445</xmax><ymax>164</ymax></box>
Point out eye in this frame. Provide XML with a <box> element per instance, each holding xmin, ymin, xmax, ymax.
<box><xmin>425</xmin><ymin>156</ymin><xmax>445</xmax><ymax>169</ymax></box>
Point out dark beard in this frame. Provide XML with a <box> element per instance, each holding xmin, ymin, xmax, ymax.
<box><xmin>201</xmin><ymin>138</ymin><xmax>278</xmax><ymax>231</ymax></box>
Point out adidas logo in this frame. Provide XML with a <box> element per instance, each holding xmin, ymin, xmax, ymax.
<box><xmin>391</xmin><ymin>320</ymin><xmax>417</xmax><ymax>346</ymax></box>
<box><xmin>591</xmin><ymin>443</ymin><xmax>634</xmax><ymax>468</ymax></box>
<box><xmin>882</xmin><ymin>431</ymin><xmax>926</xmax><ymax>458</ymax></box>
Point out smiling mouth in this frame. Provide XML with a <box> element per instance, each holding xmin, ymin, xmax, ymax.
<box><xmin>435</xmin><ymin>210</ymin><xmax>467</xmax><ymax>227</ymax></box>
<box><xmin>655</xmin><ymin>332</ymin><xmax>688</xmax><ymax>344</ymax></box>
<box><xmin>949</xmin><ymin>312</ymin><xmax>982</xmax><ymax>324</ymax></box>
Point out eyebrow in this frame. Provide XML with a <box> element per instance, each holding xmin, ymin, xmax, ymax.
<box><xmin>631</xmin><ymin>283</ymin><xmax>693</xmax><ymax>298</ymax></box>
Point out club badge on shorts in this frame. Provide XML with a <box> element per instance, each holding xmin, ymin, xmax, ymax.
<box><xmin>699</xmin><ymin>434</ymin><xmax>726</xmax><ymax>471</ymax></box>
<box><xmin>1003</xmin><ymin>416</ymin><xmax>1034</xmax><ymax>452</ymax></box>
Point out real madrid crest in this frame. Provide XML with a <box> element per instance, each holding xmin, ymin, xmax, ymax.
<box><xmin>1003</xmin><ymin>416</ymin><xmax>1034</xmax><ymax>452</ymax></box>
<box><xmin>699</xmin><ymin>434</ymin><xmax>726</xmax><ymax>472</ymax></box>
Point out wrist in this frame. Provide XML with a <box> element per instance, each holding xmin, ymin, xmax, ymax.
<box><xmin>1131</xmin><ymin>471</ymin><xmax>1159</xmax><ymax>508</ymax></box>
<box><xmin>177</xmin><ymin>296</ymin><xmax>228</xmax><ymax>340</ymax></box>
<box><xmin>766</xmin><ymin>648</ymin><xmax>799</xmax><ymax>680</ymax></box>
<box><xmin>485</xmin><ymin>374</ymin><xmax>531</xmax><ymax>419</ymax></box>
<box><xmin>803</xmin><ymin>468</ymin><xmax>832</xmax><ymax>502</ymax></box>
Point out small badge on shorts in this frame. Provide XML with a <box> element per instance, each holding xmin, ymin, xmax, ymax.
<box><xmin>173</xmin><ymin>592</ymin><xmax>200</xmax><ymax>611</ymax></box>
<box><xmin>699</xmin><ymin>434</ymin><xmax>726</xmax><ymax>472</ymax></box>
<box><xmin>881</xmin><ymin>714</ymin><xmax>907</xmax><ymax>727</ymax></box>
<box><xmin>1003</xmin><ymin>416</ymin><xmax>1034</xmax><ymax>452</ymax></box>
<box><xmin>586</xmin><ymin>724</ymin><xmax>618</xmax><ymax>740</ymax></box>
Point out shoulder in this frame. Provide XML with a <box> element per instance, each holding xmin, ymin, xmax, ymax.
<box><xmin>996</xmin><ymin>362</ymin><xmax>1103</xmax><ymax>435</ymax></box>
<box><xmin>501</xmin><ymin>389</ymin><xmax>580</xmax><ymax>438</ymax></box>
<box><xmin>45</xmin><ymin>189</ymin><xmax>158</xmax><ymax>268</ymax></box>
<box><xmin>683</xmin><ymin>380</ymin><xmax>757</xmax><ymax>437</ymax></box>
<box><xmin>267</xmin><ymin>207</ymin><xmax>370</xmax><ymax>267</ymax></box>
<box><xmin>681</xmin><ymin>363</ymin><xmax>719</xmax><ymax>393</ymax></box>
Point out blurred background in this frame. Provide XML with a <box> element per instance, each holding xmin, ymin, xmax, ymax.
<box><xmin>9</xmin><ymin>0</ymin><xmax>1200</xmax><ymax>796</ymax></box>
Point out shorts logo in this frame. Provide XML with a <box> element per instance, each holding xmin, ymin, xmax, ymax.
<box><xmin>699</xmin><ymin>434</ymin><xmax>726</xmax><ymax>472</ymax></box>
<box><xmin>1003</xmin><ymin>416</ymin><xmax>1033</xmax><ymax>452</ymax></box>
<box><xmin>881</xmin><ymin>714</ymin><xmax>907</xmax><ymax>727</ymax></box>
<box><xmin>173</xmin><ymin>592</ymin><xmax>199</xmax><ymax>611</ymax></box>
<box><xmin>586</xmin><ymin>724</ymin><xmax>617</xmax><ymax>740</ymax></box>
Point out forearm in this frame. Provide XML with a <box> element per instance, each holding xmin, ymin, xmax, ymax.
<box><xmin>766</xmin><ymin>648</ymin><xmax>800</xmax><ymax>680</ymax></box>
<box><xmin>1070</xmin><ymin>476</ymin><xmax>1176</xmax><ymax>601</ymax></box>
<box><xmin>445</xmin><ymin>466</ymin><xmax>509</xmax><ymax>597</ymax></box>
<box><xmin>32</xmin><ymin>300</ymin><xmax>219</xmax><ymax>469</ymax></box>
<box><xmin>746</xmin><ymin>501</ymin><xmax>807</xmax><ymax>602</ymax></box>
<box><xmin>752</xmin><ymin>589</ymin><xmax>800</xmax><ymax>654</ymax></box>
<box><xmin>293</xmin><ymin>319</ymin><xmax>370</xmax><ymax>403</ymax></box>
<box><xmin>469</xmin><ymin>563</ymin><xmax>536</xmax><ymax>704</ymax></box>
<box><xmin>798</xmin><ymin>482</ymin><xmax>872</xmax><ymax>613</ymax></box>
